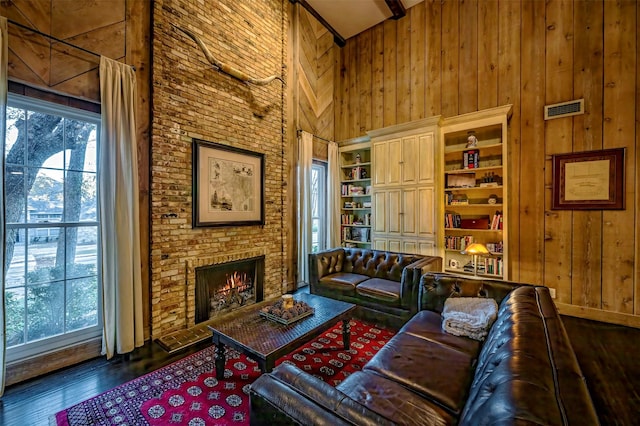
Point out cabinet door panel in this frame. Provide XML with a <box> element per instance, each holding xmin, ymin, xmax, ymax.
<box><xmin>401</xmin><ymin>188</ymin><xmax>417</xmax><ymax>236</ymax></box>
<box><xmin>418</xmin><ymin>133</ymin><xmax>435</xmax><ymax>184</ymax></box>
<box><xmin>402</xmin><ymin>240</ymin><xmax>418</xmax><ymax>254</ymax></box>
<box><xmin>387</xmin><ymin>139</ymin><xmax>402</xmax><ymax>186</ymax></box>
<box><xmin>372</xmin><ymin>192</ymin><xmax>386</xmax><ymax>233</ymax></box>
<box><xmin>373</xmin><ymin>238</ymin><xmax>387</xmax><ymax>251</ymax></box>
<box><xmin>418</xmin><ymin>240</ymin><xmax>436</xmax><ymax>256</ymax></box>
<box><xmin>401</xmin><ymin>136</ymin><xmax>418</xmax><ymax>185</ymax></box>
<box><xmin>418</xmin><ymin>187</ymin><xmax>435</xmax><ymax>237</ymax></box>
<box><xmin>372</xmin><ymin>142</ymin><xmax>388</xmax><ymax>186</ymax></box>
<box><xmin>387</xmin><ymin>189</ymin><xmax>402</xmax><ymax>235</ymax></box>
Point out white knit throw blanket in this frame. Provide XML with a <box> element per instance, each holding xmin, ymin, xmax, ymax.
<box><xmin>442</xmin><ymin>297</ymin><xmax>498</xmax><ymax>341</ymax></box>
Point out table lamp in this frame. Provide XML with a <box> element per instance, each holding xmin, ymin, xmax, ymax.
<box><xmin>461</xmin><ymin>243</ymin><xmax>490</xmax><ymax>276</ymax></box>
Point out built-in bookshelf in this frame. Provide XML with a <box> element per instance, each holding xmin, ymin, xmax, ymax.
<box><xmin>439</xmin><ymin>105</ymin><xmax>512</xmax><ymax>279</ymax></box>
<box><xmin>339</xmin><ymin>141</ymin><xmax>372</xmax><ymax>248</ymax></box>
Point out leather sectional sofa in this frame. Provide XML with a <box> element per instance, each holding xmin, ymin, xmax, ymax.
<box><xmin>308</xmin><ymin>247</ymin><xmax>443</xmax><ymax>327</ymax></box>
<box><xmin>249</xmin><ymin>272</ymin><xmax>599</xmax><ymax>425</ymax></box>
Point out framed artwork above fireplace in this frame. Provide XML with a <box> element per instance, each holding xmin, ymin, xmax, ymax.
<box><xmin>192</xmin><ymin>139</ymin><xmax>265</xmax><ymax>227</ymax></box>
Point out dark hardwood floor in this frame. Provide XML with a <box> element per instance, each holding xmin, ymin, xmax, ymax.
<box><xmin>1</xmin><ymin>315</ymin><xmax>638</xmax><ymax>425</ymax></box>
<box><xmin>0</xmin><ymin>339</ymin><xmax>212</xmax><ymax>426</ymax></box>
<box><xmin>561</xmin><ymin>315</ymin><xmax>640</xmax><ymax>426</ymax></box>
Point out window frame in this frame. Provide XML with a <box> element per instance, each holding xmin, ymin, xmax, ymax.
<box><xmin>4</xmin><ymin>93</ymin><xmax>103</xmax><ymax>363</ymax></box>
<box><xmin>311</xmin><ymin>160</ymin><xmax>327</xmax><ymax>253</ymax></box>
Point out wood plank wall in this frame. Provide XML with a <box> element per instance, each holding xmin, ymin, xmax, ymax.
<box><xmin>333</xmin><ymin>0</ymin><xmax>640</xmax><ymax>327</ymax></box>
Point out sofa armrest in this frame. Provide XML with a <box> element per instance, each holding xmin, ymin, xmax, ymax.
<box><xmin>401</xmin><ymin>256</ymin><xmax>443</xmax><ymax>314</ymax></box>
<box><xmin>249</xmin><ymin>363</ymin><xmax>393</xmax><ymax>426</ymax></box>
<box><xmin>418</xmin><ymin>272</ymin><xmax>521</xmax><ymax>313</ymax></box>
<box><xmin>309</xmin><ymin>248</ymin><xmax>345</xmax><ymax>291</ymax></box>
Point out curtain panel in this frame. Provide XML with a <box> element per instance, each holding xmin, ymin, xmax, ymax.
<box><xmin>99</xmin><ymin>56</ymin><xmax>144</xmax><ymax>359</ymax></box>
<box><xmin>0</xmin><ymin>16</ymin><xmax>8</xmax><ymax>397</ymax></box>
<box><xmin>296</xmin><ymin>131</ymin><xmax>313</xmax><ymax>287</ymax></box>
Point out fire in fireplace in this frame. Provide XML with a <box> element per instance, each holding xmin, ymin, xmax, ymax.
<box><xmin>195</xmin><ymin>255</ymin><xmax>264</xmax><ymax>324</ymax></box>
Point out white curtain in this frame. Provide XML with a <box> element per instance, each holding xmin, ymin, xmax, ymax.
<box><xmin>326</xmin><ymin>141</ymin><xmax>340</xmax><ymax>247</ymax></box>
<box><xmin>297</xmin><ymin>131</ymin><xmax>313</xmax><ymax>287</ymax></box>
<box><xmin>99</xmin><ymin>56</ymin><xmax>143</xmax><ymax>359</ymax></box>
<box><xmin>0</xmin><ymin>16</ymin><xmax>8</xmax><ymax>397</ymax></box>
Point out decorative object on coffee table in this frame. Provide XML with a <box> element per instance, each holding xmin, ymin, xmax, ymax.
<box><xmin>260</xmin><ymin>298</ymin><xmax>314</xmax><ymax>325</ymax></box>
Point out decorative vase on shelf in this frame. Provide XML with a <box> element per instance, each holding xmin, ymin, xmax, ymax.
<box><xmin>466</xmin><ymin>131</ymin><xmax>478</xmax><ymax>148</ymax></box>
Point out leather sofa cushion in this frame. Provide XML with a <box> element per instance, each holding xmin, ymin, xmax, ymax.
<box><xmin>364</xmin><ymin>332</ymin><xmax>474</xmax><ymax>415</ymax></box>
<box><xmin>337</xmin><ymin>370</ymin><xmax>455</xmax><ymax>426</ymax></box>
<box><xmin>400</xmin><ymin>310</ymin><xmax>481</xmax><ymax>358</ymax></box>
<box><xmin>356</xmin><ymin>278</ymin><xmax>401</xmax><ymax>306</ymax></box>
<box><xmin>319</xmin><ymin>272</ymin><xmax>370</xmax><ymax>295</ymax></box>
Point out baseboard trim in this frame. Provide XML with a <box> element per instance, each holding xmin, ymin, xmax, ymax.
<box><xmin>557</xmin><ymin>302</ymin><xmax>640</xmax><ymax>329</ymax></box>
<box><xmin>5</xmin><ymin>338</ymin><xmax>102</xmax><ymax>386</ymax></box>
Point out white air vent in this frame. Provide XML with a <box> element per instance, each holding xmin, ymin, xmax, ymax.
<box><xmin>544</xmin><ymin>99</ymin><xmax>584</xmax><ymax>120</ymax></box>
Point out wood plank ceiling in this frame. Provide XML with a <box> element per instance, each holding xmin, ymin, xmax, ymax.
<box><xmin>1</xmin><ymin>1</ymin><xmax>126</xmax><ymax>101</ymax></box>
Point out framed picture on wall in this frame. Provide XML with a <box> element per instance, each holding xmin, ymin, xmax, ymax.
<box><xmin>551</xmin><ymin>148</ymin><xmax>625</xmax><ymax>210</ymax></box>
<box><xmin>192</xmin><ymin>139</ymin><xmax>265</xmax><ymax>227</ymax></box>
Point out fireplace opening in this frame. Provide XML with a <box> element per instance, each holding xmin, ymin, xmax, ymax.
<box><xmin>195</xmin><ymin>255</ymin><xmax>265</xmax><ymax>324</ymax></box>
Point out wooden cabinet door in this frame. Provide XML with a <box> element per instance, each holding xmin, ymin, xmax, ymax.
<box><xmin>372</xmin><ymin>139</ymin><xmax>401</xmax><ymax>187</ymax></box>
<box><xmin>417</xmin><ymin>133</ymin><xmax>435</xmax><ymax>185</ymax></box>
<box><xmin>386</xmin><ymin>139</ymin><xmax>402</xmax><ymax>186</ymax></box>
<box><xmin>372</xmin><ymin>141</ymin><xmax>388</xmax><ymax>186</ymax></box>
<box><xmin>372</xmin><ymin>191</ymin><xmax>387</xmax><ymax>233</ymax></box>
<box><xmin>373</xmin><ymin>238</ymin><xmax>387</xmax><ymax>251</ymax></box>
<box><xmin>387</xmin><ymin>189</ymin><xmax>402</xmax><ymax>236</ymax></box>
<box><xmin>417</xmin><ymin>187</ymin><xmax>435</xmax><ymax>237</ymax></box>
<box><xmin>401</xmin><ymin>188</ymin><xmax>417</xmax><ymax>236</ymax></box>
<box><xmin>401</xmin><ymin>136</ymin><xmax>418</xmax><ymax>185</ymax></box>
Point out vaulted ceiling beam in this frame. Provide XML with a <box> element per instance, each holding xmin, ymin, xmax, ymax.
<box><xmin>385</xmin><ymin>0</ymin><xmax>406</xmax><ymax>20</ymax></box>
<box><xmin>289</xmin><ymin>0</ymin><xmax>346</xmax><ymax>48</ymax></box>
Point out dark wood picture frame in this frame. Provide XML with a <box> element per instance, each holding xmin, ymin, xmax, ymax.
<box><xmin>552</xmin><ymin>148</ymin><xmax>625</xmax><ymax>210</ymax></box>
<box><xmin>192</xmin><ymin>139</ymin><xmax>265</xmax><ymax>227</ymax></box>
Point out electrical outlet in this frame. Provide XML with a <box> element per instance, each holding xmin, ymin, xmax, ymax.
<box><xmin>549</xmin><ymin>288</ymin><xmax>557</xmax><ymax>299</ymax></box>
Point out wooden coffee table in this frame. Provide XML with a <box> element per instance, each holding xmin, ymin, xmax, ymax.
<box><xmin>207</xmin><ymin>292</ymin><xmax>356</xmax><ymax>379</ymax></box>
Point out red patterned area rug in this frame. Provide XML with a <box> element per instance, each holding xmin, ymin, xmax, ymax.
<box><xmin>52</xmin><ymin>319</ymin><xmax>394</xmax><ymax>425</ymax></box>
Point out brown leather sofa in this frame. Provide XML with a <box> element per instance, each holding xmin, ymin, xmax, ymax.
<box><xmin>249</xmin><ymin>273</ymin><xmax>599</xmax><ymax>425</ymax></box>
<box><xmin>308</xmin><ymin>247</ymin><xmax>443</xmax><ymax>327</ymax></box>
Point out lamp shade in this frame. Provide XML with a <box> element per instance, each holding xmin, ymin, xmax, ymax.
<box><xmin>462</xmin><ymin>242</ymin><xmax>490</xmax><ymax>255</ymax></box>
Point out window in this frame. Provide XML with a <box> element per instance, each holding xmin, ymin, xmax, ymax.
<box><xmin>311</xmin><ymin>161</ymin><xmax>327</xmax><ymax>253</ymax></box>
<box><xmin>4</xmin><ymin>94</ymin><xmax>101</xmax><ymax>362</ymax></box>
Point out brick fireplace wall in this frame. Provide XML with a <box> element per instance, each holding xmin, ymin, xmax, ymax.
<box><xmin>151</xmin><ymin>0</ymin><xmax>290</xmax><ymax>338</ymax></box>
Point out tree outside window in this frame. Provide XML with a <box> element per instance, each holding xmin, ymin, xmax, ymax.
<box><xmin>4</xmin><ymin>95</ymin><xmax>101</xmax><ymax>360</ymax></box>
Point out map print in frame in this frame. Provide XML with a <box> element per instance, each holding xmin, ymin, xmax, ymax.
<box><xmin>193</xmin><ymin>139</ymin><xmax>265</xmax><ymax>227</ymax></box>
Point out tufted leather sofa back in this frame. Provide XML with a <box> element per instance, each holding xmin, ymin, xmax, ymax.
<box><xmin>341</xmin><ymin>248</ymin><xmax>423</xmax><ymax>282</ymax></box>
<box><xmin>419</xmin><ymin>272</ymin><xmax>519</xmax><ymax>313</ymax></box>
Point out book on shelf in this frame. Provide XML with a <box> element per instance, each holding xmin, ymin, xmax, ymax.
<box><xmin>444</xmin><ymin>235</ymin><xmax>474</xmax><ymax>251</ymax></box>
<box><xmin>350</xmin><ymin>166</ymin><xmax>367</xmax><ymax>180</ymax></box>
<box><xmin>490</xmin><ymin>211</ymin><xmax>503</xmax><ymax>230</ymax></box>
<box><xmin>482</xmin><ymin>257</ymin><xmax>503</xmax><ymax>276</ymax></box>
<box><xmin>341</xmin><ymin>214</ymin><xmax>355</xmax><ymax>224</ymax></box>
<box><xmin>486</xmin><ymin>241</ymin><xmax>503</xmax><ymax>254</ymax></box>
<box><xmin>444</xmin><ymin>211</ymin><xmax>462</xmax><ymax>228</ymax></box>
<box><xmin>463</xmin><ymin>150</ymin><xmax>480</xmax><ymax>169</ymax></box>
